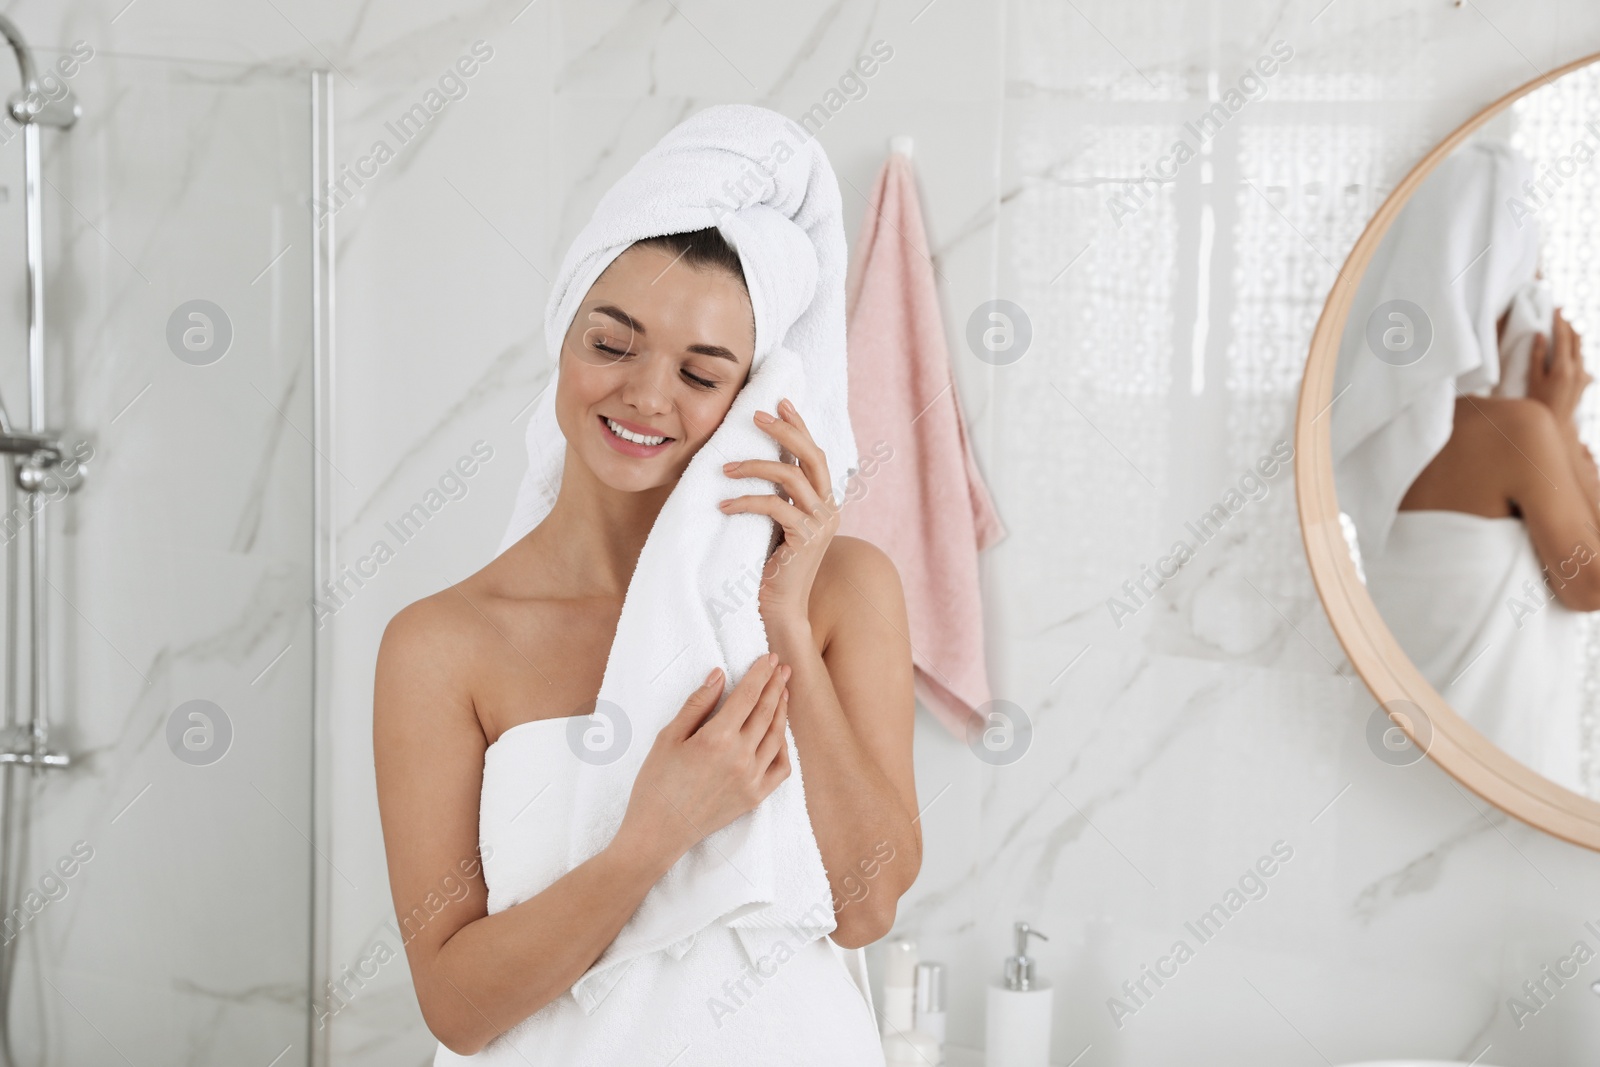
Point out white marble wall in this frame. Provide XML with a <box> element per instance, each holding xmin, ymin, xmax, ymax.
<box><xmin>11</xmin><ymin>0</ymin><xmax>1600</xmax><ymax>1063</ymax></box>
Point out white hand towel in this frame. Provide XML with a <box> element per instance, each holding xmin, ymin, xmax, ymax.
<box><xmin>495</xmin><ymin>104</ymin><xmax>859</xmax><ymax>1015</ymax></box>
<box><xmin>1491</xmin><ymin>277</ymin><xmax>1555</xmax><ymax>399</ymax></box>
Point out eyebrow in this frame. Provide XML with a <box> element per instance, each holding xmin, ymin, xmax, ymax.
<box><xmin>591</xmin><ymin>304</ymin><xmax>742</xmax><ymax>363</ymax></box>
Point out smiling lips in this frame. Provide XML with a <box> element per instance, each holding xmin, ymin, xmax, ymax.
<box><xmin>599</xmin><ymin>414</ymin><xmax>674</xmax><ymax>457</ymax></box>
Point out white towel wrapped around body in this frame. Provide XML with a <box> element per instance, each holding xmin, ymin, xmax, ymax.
<box><xmin>1366</xmin><ymin>510</ymin><xmax>1583</xmax><ymax>793</ymax></box>
<box><xmin>434</xmin><ymin>720</ymin><xmax>882</xmax><ymax>1065</ymax></box>
<box><xmin>492</xmin><ymin>104</ymin><xmax>862</xmax><ymax>1019</ymax></box>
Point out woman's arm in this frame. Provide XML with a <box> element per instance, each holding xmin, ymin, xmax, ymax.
<box><xmin>373</xmin><ymin>599</ymin><xmax>682</xmax><ymax>1055</ymax></box>
<box><xmin>1563</xmin><ymin>425</ymin><xmax>1600</xmax><ymax>508</ymax></box>
<box><xmin>766</xmin><ymin>535</ymin><xmax>922</xmax><ymax>949</ymax></box>
<box><xmin>1483</xmin><ymin>399</ymin><xmax>1600</xmax><ymax>611</ymax></box>
<box><xmin>1485</xmin><ymin>314</ymin><xmax>1600</xmax><ymax>610</ymax></box>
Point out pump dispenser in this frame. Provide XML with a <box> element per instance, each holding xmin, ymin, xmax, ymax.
<box><xmin>985</xmin><ymin>921</ymin><xmax>1053</xmax><ymax>1067</ymax></box>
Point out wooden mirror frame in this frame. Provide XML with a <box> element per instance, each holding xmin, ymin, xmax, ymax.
<box><xmin>1295</xmin><ymin>49</ymin><xmax>1600</xmax><ymax>851</ymax></box>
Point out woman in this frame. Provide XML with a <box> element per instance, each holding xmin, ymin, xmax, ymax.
<box><xmin>1333</xmin><ymin>139</ymin><xmax>1600</xmax><ymax>791</ymax></box>
<box><xmin>1365</xmin><ymin>307</ymin><xmax>1600</xmax><ymax>789</ymax></box>
<box><xmin>374</xmin><ymin>109</ymin><xmax>919</xmax><ymax>1064</ymax></box>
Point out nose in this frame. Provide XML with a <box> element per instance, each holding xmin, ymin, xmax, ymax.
<box><xmin>617</xmin><ymin>349</ymin><xmax>672</xmax><ymax>416</ymax></box>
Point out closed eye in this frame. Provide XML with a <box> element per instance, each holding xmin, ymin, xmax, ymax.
<box><xmin>592</xmin><ymin>340</ymin><xmax>720</xmax><ymax>390</ymax></box>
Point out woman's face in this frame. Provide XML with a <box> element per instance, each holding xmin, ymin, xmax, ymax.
<box><xmin>555</xmin><ymin>243</ymin><xmax>755</xmax><ymax>493</ymax></box>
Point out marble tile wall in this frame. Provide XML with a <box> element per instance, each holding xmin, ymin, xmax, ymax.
<box><xmin>6</xmin><ymin>0</ymin><xmax>1600</xmax><ymax>1063</ymax></box>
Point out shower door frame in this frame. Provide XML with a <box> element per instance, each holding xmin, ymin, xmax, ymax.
<box><xmin>308</xmin><ymin>67</ymin><xmax>335</xmax><ymax>1067</ymax></box>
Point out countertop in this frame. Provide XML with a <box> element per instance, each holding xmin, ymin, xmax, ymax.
<box><xmin>937</xmin><ymin>1045</ymin><xmax>1074</xmax><ymax>1067</ymax></box>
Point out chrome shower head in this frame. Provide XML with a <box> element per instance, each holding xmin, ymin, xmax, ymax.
<box><xmin>0</xmin><ymin>14</ymin><xmax>77</xmax><ymax>129</ymax></box>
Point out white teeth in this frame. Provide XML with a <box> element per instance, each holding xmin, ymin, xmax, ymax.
<box><xmin>605</xmin><ymin>417</ymin><xmax>667</xmax><ymax>447</ymax></box>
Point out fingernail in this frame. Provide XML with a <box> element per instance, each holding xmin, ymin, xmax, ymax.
<box><xmin>723</xmin><ymin>461</ymin><xmax>738</xmax><ymax>472</ymax></box>
<box><xmin>705</xmin><ymin>667</ymin><xmax>721</xmax><ymax>685</ymax></box>
<box><xmin>755</xmin><ymin>410</ymin><xmax>775</xmax><ymax>424</ymax></box>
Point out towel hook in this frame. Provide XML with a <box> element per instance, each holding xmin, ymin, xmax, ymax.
<box><xmin>889</xmin><ymin>134</ymin><xmax>913</xmax><ymax>159</ymax></box>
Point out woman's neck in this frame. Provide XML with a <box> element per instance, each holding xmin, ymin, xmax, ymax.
<box><xmin>530</xmin><ymin>450</ymin><xmax>673</xmax><ymax>599</ymax></box>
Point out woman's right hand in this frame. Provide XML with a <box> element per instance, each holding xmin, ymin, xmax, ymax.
<box><xmin>617</xmin><ymin>652</ymin><xmax>792</xmax><ymax>867</ymax></box>
<box><xmin>1527</xmin><ymin>307</ymin><xmax>1591</xmax><ymax>425</ymax></box>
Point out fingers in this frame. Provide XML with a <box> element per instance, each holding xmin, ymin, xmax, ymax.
<box><xmin>741</xmin><ymin>660</ymin><xmax>789</xmax><ymax>743</ymax></box>
<box><xmin>778</xmin><ymin>403</ymin><xmax>832</xmax><ymax>501</ymax></box>
<box><xmin>719</xmin><ymin>491</ymin><xmax>805</xmax><ymax>526</ymax></box>
<box><xmin>1568</xmin><ymin>316</ymin><xmax>1589</xmax><ymax>385</ymax></box>
<box><xmin>1544</xmin><ymin>319</ymin><xmax>1576</xmax><ymax>397</ymax></box>
<box><xmin>753</xmin><ymin>399</ymin><xmax>834</xmax><ymax>502</ymax></box>
<box><xmin>675</xmin><ymin>668</ymin><xmax>726</xmax><ymax>737</ymax></box>
<box><xmin>707</xmin><ymin>652</ymin><xmax>780</xmax><ymax>734</ymax></box>
<box><xmin>1558</xmin><ymin>312</ymin><xmax>1578</xmax><ymax>369</ymax></box>
<box><xmin>755</xmin><ymin>689</ymin><xmax>790</xmax><ymax>784</ymax></box>
<box><xmin>723</xmin><ymin>458</ymin><xmax>823</xmax><ymax>513</ymax></box>
<box><xmin>758</xmin><ymin>694</ymin><xmax>790</xmax><ymax>767</ymax></box>
<box><xmin>1528</xmin><ymin>331</ymin><xmax>1552</xmax><ymax>393</ymax></box>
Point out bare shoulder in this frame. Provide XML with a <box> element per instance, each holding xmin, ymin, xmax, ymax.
<box><xmin>1433</xmin><ymin>396</ymin><xmax>1566</xmax><ymax>479</ymax></box>
<box><xmin>379</xmin><ymin>586</ymin><xmax>482</xmax><ymax>668</ymax></box>
<box><xmin>374</xmin><ymin>586</ymin><xmax>486</xmax><ymax>744</ymax></box>
<box><xmin>818</xmin><ymin>533</ymin><xmax>900</xmax><ymax>582</ymax></box>
<box><xmin>812</xmin><ymin>535</ymin><xmax>907</xmax><ymax>650</ymax></box>
<box><xmin>380</xmin><ymin>548</ymin><xmax>528</xmax><ymax>676</ymax></box>
<box><xmin>1454</xmin><ymin>395</ymin><xmax>1560</xmax><ymax>447</ymax></box>
<box><xmin>816</xmin><ymin>535</ymin><xmax>903</xmax><ymax>601</ymax></box>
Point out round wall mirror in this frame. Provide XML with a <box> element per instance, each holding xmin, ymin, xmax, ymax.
<box><xmin>1296</xmin><ymin>50</ymin><xmax>1600</xmax><ymax>850</ymax></box>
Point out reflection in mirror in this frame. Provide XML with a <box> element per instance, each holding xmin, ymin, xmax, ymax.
<box><xmin>1330</xmin><ymin>60</ymin><xmax>1600</xmax><ymax>799</ymax></box>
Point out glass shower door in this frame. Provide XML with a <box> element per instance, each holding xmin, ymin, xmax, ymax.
<box><xmin>0</xmin><ymin>51</ymin><xmax>325</xmax><ymax>1065</ymax></box>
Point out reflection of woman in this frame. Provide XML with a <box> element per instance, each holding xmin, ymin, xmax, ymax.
<box><xmin>1332</xmin><ymin>139</ymin><xmax>1595</xmax><ymax>792</ymax></box>
<box><xmin>1366</xmin><ymin>311</ymin><xmax>1598</xmax><ymax>791</ymax></box>
<box><xmin>372</xmin><ymin>107</ymin><xmax>918</xmax><ymax>1063</ymax></box>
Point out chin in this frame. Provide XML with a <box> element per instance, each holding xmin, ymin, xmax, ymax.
<box><xmin>596</xmin><ymin>463</ymin><xmax>674</xmax><ymax>494</ymax></box>
<box><xmin>585</xmin><ymin>440</ymin><xmax>689</xmax><ymax>494</ymax></box>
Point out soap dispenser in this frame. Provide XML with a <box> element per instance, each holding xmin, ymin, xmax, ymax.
<box><xmin>985</xmin><ymin>921</ymin><xmax>1053</xmax><ymax>1067</ymax></box>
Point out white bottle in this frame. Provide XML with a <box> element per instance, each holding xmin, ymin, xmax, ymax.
<box><xmin>880</xmin><ymin>940</ymin><xmax>938</xmax><ymax>1064</ymax></box>
<box><xmin>914</xmin><ymin>961</ymin><xmax>946</xmax><ymax>1063</ymax></box>
<box><xmin>880</xmin><ymin>939</ymin><xmax>917</xmax><ymax>1035</ymax></box>
<box><xmin>985</xmin><ymin>921</ymin><xmax>1053</xmax><ymax>1067</ymax></box>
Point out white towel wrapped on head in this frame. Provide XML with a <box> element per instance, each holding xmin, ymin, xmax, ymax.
<box><xmin>494</xmin><ymin>104</ymin><xmax>860</xmax><ymax>1016</ymax></box>
<box><xmin>1331</xmin><ymin>140</ymin><xmax>1543</xmax><ymax>562</ymax></box>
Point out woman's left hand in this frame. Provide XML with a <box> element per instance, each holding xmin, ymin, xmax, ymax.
<box><xmin>719</xmin><ymin>397</ymin><xmax>840</xmax><ymax>632</ymax></box>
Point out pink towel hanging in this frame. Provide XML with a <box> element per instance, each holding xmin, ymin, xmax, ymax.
<box><xmin>837</xmin><ymin>145</ymin><xmax>1006</xmax><ymax>742</ymax></box>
